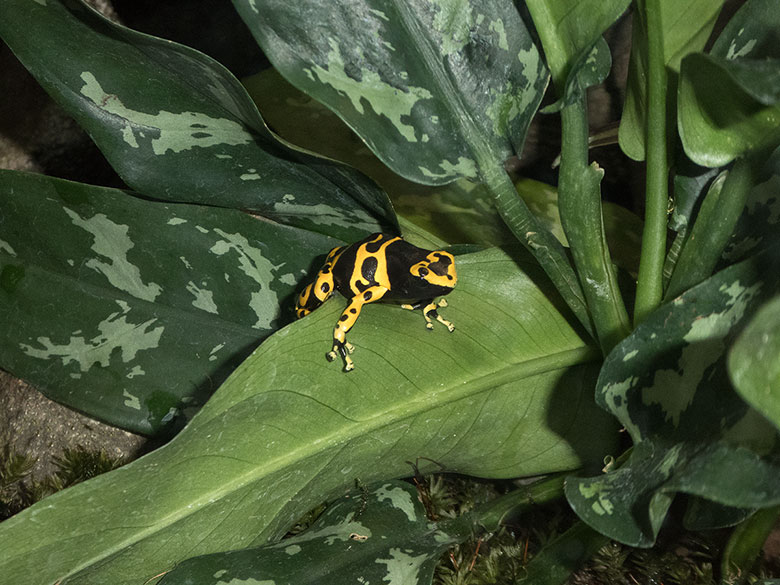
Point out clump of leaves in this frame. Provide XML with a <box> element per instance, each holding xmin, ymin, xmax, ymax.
<box><xmin>0</xmin><ymin>446</ymin><xmax>35</xmax><ymax>519</ymax></box>
<box><xmin>1</xmin><ymin>0</ymin><xmax>779</xmax><ymax>583</ymax></box>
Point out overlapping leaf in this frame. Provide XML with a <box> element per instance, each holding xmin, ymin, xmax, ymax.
<box><xmin>566</xmin><ymin>251</ymin><xmax>780</xmax><ymax>546</ymax></box>
<box><xmin>0</xmin><ymin>0</ymin><xmax>396</xmax><ymax>240</ymax></box>
<box><xmin>729</xmin><ymin>295</ymin><xmax>780</xmax><ymax>431</ymax></box>
<box><xmin>618</xmin><ymin>0</ymin><xmax>726</xmax><ymax>161</ymax></box>
<box><xmin>0</xmin><ymin>247</ymin><xmax>617</xmax><ymax>585</ymax></box>
<box><xmin>721</xmin><ymin>147</ymin><xmax>780</xmax><ymax>266</ymax></box>
<box><xmin>159</xmin><ymin>480</ymin><xmax>464</xmax><ymax>585</ymax></box>
<box><xmin>233</xmin><ymin>0</ymin><xmax>548</xmax><ymax>186</ymax></box>
<box><xmin>523</xmin><ymin>0</ymin><xmax>629</xmax><ymax>88</ymax></box>
<box><xmin>678</xmin><ymin>0</ymin><xmax>780</xmax><ymax>167</ymax></box>
<box><xmin>0</xmin><ymin>170</ymin><xmax>338</xmax><ymax>434</ymax></box>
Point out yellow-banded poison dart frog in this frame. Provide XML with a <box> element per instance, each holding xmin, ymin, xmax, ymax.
<box><xmin>295</xmin><ymin>233</ymin><xmax>457</xmax><ymax>371</ymax></box>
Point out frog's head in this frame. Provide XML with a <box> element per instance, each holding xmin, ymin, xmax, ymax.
<box><xmin>410</xmin><ymin>251</ymin><xmax>457</xmax><ymax>290</ymax></box>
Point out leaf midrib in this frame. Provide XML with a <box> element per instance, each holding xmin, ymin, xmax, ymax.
<box><xmin>55</xmin><ymin>344</ymin><xmax>598</xmax><ymax>582</ymax></box>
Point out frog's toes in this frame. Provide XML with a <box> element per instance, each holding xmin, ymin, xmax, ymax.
<box><xmin>438</xmin><ymin>315</ymin><xmax>455</xmax><ymax>332</ymax></box>
<box><xmin>345</xmin><ymin>341</ymin><xmax>355</xmax><ymax>354</ymax></box>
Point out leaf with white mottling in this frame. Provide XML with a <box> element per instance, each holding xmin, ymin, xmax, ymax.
<box><xmin>159</xmin><ymin>481</ymin><xmax>462</xmax><ymax>585</ymax></box>
<box><xmin>567</xmin><ymin>250</ymin><xmax>780</xmax><ymax>546</ymax></box>
<box><xmin>234</xmin><ymin>0</ymin><xmax>548</xmax><ymax>185</ymax></box>
<box><xmin>0</xmin><ymin>0</ymin><xmax>396</xmax><ymax>240</ymax></box>
<box><xmin>720</xmin><ymin>147</ymin><xmax>780</xmax><ymax>265</ymax></box>
<box><xmin>0</xmin><ymin>170</ymin><xmax>338</xmax><ymax>434</ymax></box>
<box><xmin>0</xmin><ymin>247</ymin><xmax>618</xmax><ymax>584</ymax></box>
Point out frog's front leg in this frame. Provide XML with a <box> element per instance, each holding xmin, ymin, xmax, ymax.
<box><xmin>327</xmin><ymin>285</ymin><xmax>388</xmax><ymax>371</ymax></box>
<box><xmin>401</xmin><ymin>298</ymin><xmax>455</xmax><ymax>332</ymax></box>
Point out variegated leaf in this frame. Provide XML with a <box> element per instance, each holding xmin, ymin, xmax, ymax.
<box><xmin>678</xmin><ymin>0</ymin><xmax>780</xmax><ymax>167</ymax></box>
<box><xmin>158</xmin><ymin>480</ymin><xmax>463</xmax><ymax>585</ymax></box>
<box><xmin>0</xmin><ymin>0</ymin><xmax>396</xmax><ymax>240</ymax></box>
<box><xmin>566</xmin><ymin>250</ymin><xmax>780</xmax><ymax>546</ymax></box>
<box><xmin>233</xmin><ymin>0</ymin><xmax>548</xmax><ymax>185</ymax></box>
<box><xmin>0</xmin><ymin>247</ymin><xmax>617</xmax><ymax>584</ymax></box>
<box><xmin>0</xmin><ymin>170</ymin><xmax>338</xmax><ymax>434</ymax></box>
<box><xmin>721</xmin><ymin>147</ymin><xmax>780</xmax><ymax>266</ymax></box>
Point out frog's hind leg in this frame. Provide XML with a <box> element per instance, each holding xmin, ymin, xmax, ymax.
<box><xmin>328</xmin><ymin>285</ymin><xmax>388</xmax><ymax>371</ymax></box>
<box><xmin>294</xmin><ymin>247</ymin><xmax>343</xmax><ymax>319</ymax></box>
<box><xmin>401</xmin><ymin>298</ymin><xmax>455</xmax><ymax>332</ymax></box>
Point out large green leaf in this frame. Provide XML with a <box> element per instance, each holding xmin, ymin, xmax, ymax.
<box><xmin>0</xmin><ymin>0</ymin><xmax>396</xmax><ymax>240</ymax></box>
<box><xmin>0</xmin><ymin>170</ymin><xmax>337</xmax><ymax>434</ymax></box>
<box><xmin>159</xmin><ymin>474</ymin><xmax>570</xmax><ymax>585</ymax></box>
<box><xmin>678</xmin><ymin>0</ymin><xmax>780</xmax><ymax>167</ymax></box>
<box><xmin>234</xmin><ymin>0</ymin><xmax>602</xmax><ymax>336</ymax></box>
<box><xmin>729</xmin><ymin>295</ymin><xmax>780</xmax><ymax>431</ymax></box>
<box><xmin>618</xmin><ymin>0</ymin><xmax>726</xmax><ymax>161</ymax></box>
<box><xmin>158</xmin><ymin>480</ymin><xmax>464</xmax><ymax>585</ymax></box>
<box><xmin>0</xmin><ymin>248</ymin><xmax>617</xmax><ymax>584</ymax></box>
<box><xmin>566</xmin><ymin>250</ymin><xmax>780</xmax><ymax>546</ymax></box>
<box><xmin>234</xmin><ymin>0</ymin><xmax>548</xmax><ymax>186</ymax></box>
<box><xmin>246</xmin><ymin>69</ymin><xmax>643</xmax><ymax>257</ymax></box>
<box><xmin>244</xmin><ymin>67</ymin><xmax>517</xmax><ymax>245</ymax></box>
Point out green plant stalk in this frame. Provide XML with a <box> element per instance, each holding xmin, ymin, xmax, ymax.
<box><xmin>481</xmin><ymin>163</ymin><xmax>594</xmax><ymax>338</ymax></box>
<box><xmin>437</xmin><ymin>473</ymin><xmax>567</xmax><ymax>538</ymax></box>
<box><xmin>634</xmin><ymin>0</ymin><xmax>669</xmax><ymax>326</ymax></box>
<box><xmin>558</xmin><ymin>97</ymin><xmax>631</xmax><ymax>354</ymax></box>
<box><xmin>664</xmin><ymin>156</ymin><xmax>756</xmax><ymax>299</ymax></box>
<box><xmin>721</xmin><ymin>506</ymin><xmax>780</xmax><ymax>584</ymax></box>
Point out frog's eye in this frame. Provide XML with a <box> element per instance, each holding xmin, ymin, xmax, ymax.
<box><xmin>418</xmin><ymin>267</ymin><xmax>429</xmax><ymax>277</ymax></box>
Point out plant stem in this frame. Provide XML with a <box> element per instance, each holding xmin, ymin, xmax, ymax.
<box><xmin>437</xmin><ymin>473</ymin><xmax>567</xmax><ymax>538</ymax></box>
<box><xmin>664</xmin><ymin>156</ymin><xmax>756</xmax><ymax>299</ymax></box>
<box><xmin>481</xmin><ymin>163</ymin><xmax>594</xmax><ymax>338</ymax></box>
<box><xmin>558</xmin><ymin>97</ymin><xmax>630</xmax><ymax>354</ymax></box>
<box><xmin>633</xmin><ymin>0</ymin><xmax>669</xmax><ymax>326</ymax></box>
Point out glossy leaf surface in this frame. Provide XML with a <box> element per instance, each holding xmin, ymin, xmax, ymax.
<box><xmin>0</xmin><ymin>248</ymin><xmax>617</xmax><ymax>584</ymax></box>
<box><xmin>0</xmin><ymin>170</ymin><xmax>337</xmax><ymax>434</ymax></box>
<box><xmin>678</xmin><ymin>0</ymin><xmax>780</xmax><ymax>167</ymax></box>
<box><xmin>159</xmin><ymin>480</ymin><xmax>463</xmax><ymax>585</ymax></box>
<box><xmin>234</xmin><ymin>0</ymin><xmax>548</xmax><ymax>185</ymax></box>
<box><xmin>567</xmin><ymin>251</ymin><xmax>780</xmax><ymax>546</ymax></box>
<box><xmin>0</xmin><ymin>0</ymin><xmax>396</xmax><ymax>240</ymax></box>
<box><xmin>729</xmin><ymin>295</ymin><xmax>780</xmax><ymax>431</ymax></box>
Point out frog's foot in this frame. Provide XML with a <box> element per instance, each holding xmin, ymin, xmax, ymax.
<box><xmin>327</xmin><ymin>340</ymin><xmax>355</xmax><ymax>372</ymax></box>
<box><xmin>403</xmin><ymin>299</ymin><xmax>455</xmax><ymax>332</ymax></box>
